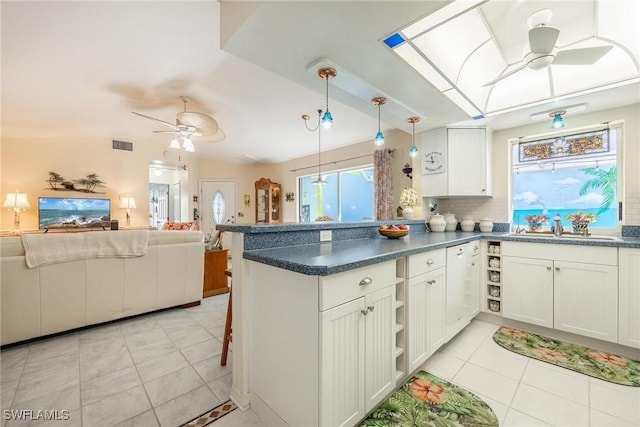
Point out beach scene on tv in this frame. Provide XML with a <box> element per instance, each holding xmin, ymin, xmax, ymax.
<box><xmin>39</xmin><ymin>197</ymin><xmax>111</xmax><ymax>230</ymax></box>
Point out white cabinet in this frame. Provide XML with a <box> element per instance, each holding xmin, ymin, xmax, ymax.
<box><xmin>406</xmin><ymin>249</ymin><xmax>446</xmax><ymax>373</ymax></box>
<box><xmin>421</xmin><ymin>127</ymin><xmax>492</xmax><ymax>197</ymax></box>
<box><xmin>619</xmin><ymin>248</ymin><xmax>640</xmax><ymax>349</ymax></box>
<box><xmin>247</xmin><ymin>260</ymin><xmax>396</xmax><ymax>427</ymax></box>
<box><xmin>502</xmin><ymin>256</ymin><xmax>554</xmax><ymax>327</ymax></box>
<box><xmin>445</xmin><ymin>243</ymin><xmax>480</xmax><ymax>341</ymax></box>
<box><xmin>502</xmin><ymin>242</ymin><xmax>618</xmax><ymax>343</ymax></box>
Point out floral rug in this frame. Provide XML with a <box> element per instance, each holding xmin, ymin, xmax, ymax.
<box><xmin>181</xmin><ymin>400</ymin><xmax>237</xmax><ymax>426</ymax></box>
<box><xmin>359</xmin><ymin>371</ymin><xmax>498</xmax><ymax>426</ymax></box>
<box><xmin>494</xmin><ymin>326</ymin><xmax>640</xmax><ymax>386</ymax></box>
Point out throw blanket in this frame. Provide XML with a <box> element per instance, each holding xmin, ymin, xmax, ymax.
<box><xmin>22</xmin><ymin>230</ymin><xmax>149</xmax><ymax>268</ymax></box>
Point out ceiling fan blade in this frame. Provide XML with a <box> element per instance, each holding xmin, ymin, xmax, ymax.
<box><xmin>152</xmin><ymin>130</ymin><xmax>178</xmax><ymax>134</ymax></box>
<box><xmin>132</xmin><ymin>112</ymin><xmax>179</xmax><ymax>130</ymax></box>
<box><xmin>177</xmin><ymin>111</ymin><xmax>219</xmax><ymax>136</ymax></box>
<box><xmin>195</xmin><ymin>128</ymin><xmax>226</xmax><ymax>143</ymax></box>
<box><xmin>553</xmin><ymin>45</ymin><xmax>613</xmax><ymax>65</ymax></box>
<box><xmin>483</xmin><ymin>63</ymin><xmax>528</xmax><ymax>87</ymax></box>
<box><xmin>529</xmin><ymin>26</ymin><xmax>560</xmax><ymax>53</ymax></box>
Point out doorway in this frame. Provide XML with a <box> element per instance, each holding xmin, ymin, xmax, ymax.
<box><xmin>149</xmin><ymin>183</ymin><xmax>169</xmax><ymax>229</ymax></box>
<box><xmin>200</xmin><ymin>180</ymin><xmax>236</xmax><ymax>250</ymax></box>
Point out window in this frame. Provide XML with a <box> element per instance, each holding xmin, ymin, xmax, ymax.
<box><xmin>211</xmin><ymin>191</ymin><xmax>225</xmax><ymax>224</ymax></box>
<box><xmin>298</xmin><ymin>166</ymin><xmax>374</xmax><ymax>222</ymax></box>
<box><xmin>511</xmin><ymin>124</ymin><xmax>621</xmax><ymax>232</ymax></box>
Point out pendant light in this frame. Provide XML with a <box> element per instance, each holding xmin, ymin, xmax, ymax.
<box><xmin>372</xmin><ymin>97</ymin><xmax>387</xmax><ymax>146</ymax></box>
<box><xmin>318</xmin><ymin>67</ymin><xmax>337</xmax><ymax>129</ymax></box>
<box><xmin>408</xmin><ymin>117</ymin><xmax>420</xmax><ymax>157</ymax></box>
<box><xmin>550</xmin><ymin>110</ymin><xmax>566</xmax><ymax>129</ymax></box>
<box><xmin>302</xmin><ymin>110</ymin><xmax>328</xmax><ymax>185</ymax></box>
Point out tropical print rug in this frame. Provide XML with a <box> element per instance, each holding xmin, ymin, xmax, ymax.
<box><xmin>494</xmin><ymin>326</ymin><xmax>640</xmax><ymax>386</ymax></box>
<box><xmin>359</xmin><ymin>370</ymin><xmax>498</xmax><ymax>426</ymax></box>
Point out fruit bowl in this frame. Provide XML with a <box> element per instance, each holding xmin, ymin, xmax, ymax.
<box><xmin>378</xmin><ymin>228</ymin><xmax>409</xmax><ymax>239</ymax></box>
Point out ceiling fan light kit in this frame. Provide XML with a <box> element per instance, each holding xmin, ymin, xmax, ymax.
<box><xmin>132</xmin><ymin>96</ymin><xmax>224</xmax><ymax>152</ymax></box>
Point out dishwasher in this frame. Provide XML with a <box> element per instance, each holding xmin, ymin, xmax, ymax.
<box><xmin>445</xmin><ymin>242</ymin><xmax>480</xmax><ymax>341</ymax></box>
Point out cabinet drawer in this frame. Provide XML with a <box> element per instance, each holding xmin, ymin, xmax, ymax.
<box><xmin>319</xmin><ymin>261</ymin><xmax>395</xmax><ymax>310</ymax></box>
<box><xmin>502</xmin><ymin>242</ymin><xmax>617</xmax><ymax>265</ymax></box>
<box><xmin>407</xmin><ymin>249</ymin><xmax>446</xmax><ymax>278</ymax></box>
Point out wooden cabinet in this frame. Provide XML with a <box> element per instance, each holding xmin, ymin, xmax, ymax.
<box><xmin>406</xmin><ymin>249</ymin><xmax>446</xmax><ymax>373</ymax></box>
<box><xmin>203</xmin><ymin>249</ymin><xmax>229</xmax><ymax>297</ymax></box>
<box><xmin>255</xmin><ymin>178</ymin><xmax>282</xmax><ymax>223</ymax></box>
<box><xmin>501</xmin><ymin>242</ymin><xmax>618</xmax><ymax>343</ymax></box>
<box><xmin>421</xmin><ymin>127</ymin><xmax>492</xmax><ymax>197</ymax></box>
<box><xmin>619</xmin><ymin>248</ymin><xmax>640</xmax><ymax>349</ymax></box>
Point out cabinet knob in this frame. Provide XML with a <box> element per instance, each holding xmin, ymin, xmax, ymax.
<box><xmin>367</xmin><ymin>305</ymin><xmax>374</xmax><ymax>312</ymax></box>
<box><xmin>555</xmin><ymin>266</ymin><xmax>560</xmax><ymax>271</ymax></box>
<box><xmin>361</xmin><ymin>309</ymin><xmax>369</xmax><ymax>316</ymax></box>
<box><xmin>547</xmin><ymin>266</ymin><xmax>552</xmax><ymax>271</ymax></box>
<box><xmin>426</xmin><ymin>259</ymin><xmax>434</xmax><ymax>265</ymax></box>
<box><xmin>427</xmin><ymin>279</ymin><xmax>436</xmax><ymax>285</ymax></box>
<box><xmin>471</xmin><ymin>262</ymin><xmax>476</xmax><ymax>267</ymax></box>
<box><xmin>359</xmin><ymin>277</ymin><xmax>373</xmax><ymax>286</ymax></box>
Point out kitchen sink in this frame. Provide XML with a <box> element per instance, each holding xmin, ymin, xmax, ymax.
<box><xmin>506</xmin><ymin>232</ymin><xmax>622</xmax><ymax>242</ymax></box>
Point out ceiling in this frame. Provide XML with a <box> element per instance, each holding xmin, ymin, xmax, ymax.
<box><xmin>2</xmin><ymin>1</ymin><xmax>639</xmax><ymax>165</ymax></box>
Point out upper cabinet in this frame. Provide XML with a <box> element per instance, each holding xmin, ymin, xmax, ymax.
<box><xmin>421</xmin><ymin>128</ymin><xmax>492</xmax><ymax>198</ymax></box>
<box><xmin>255</xmin><ymin>178</ymin><xmax>282</xmax><ymax>223</ymax></box>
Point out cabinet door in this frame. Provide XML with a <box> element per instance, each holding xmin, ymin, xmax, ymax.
<box><xmin>407</xmin><ymin>267</ymin><xmax>445</xmax><ymax>372</ymax></box>
<box><xmin>447</xmin><ymin>128</ymin><xmax>489</xmax><ymax>196</ymax></box>
<box><xmin>554</xmin><ymin>261</ymin><xmax>618</xmax><ymax>343</ymax></box>
<box><xmin>619</xmin><ymin>248</ymin><xmax>640</xmax><ymax>349</ymax></box>
<box><xmin>468</xmin><ymin>253</ymin><xmax>481</xmax><ymax>318</ymax></box>
<box><xmin>320</xmin><ymin>298</ymin><xmax>365</xmax><ymax>427</ymax></box>
<box><xmin>427</xmin><ymin>267</ymin><xmax>446</xmax><ymax>356</ymax></box>
<box><xmin>364</xmin><ymin>286</ymin><xmax>396</xmax><ymax>413</ymax></box>
<box><xmin>502</xmin><ymin>256</ymin><xmax>554</xmax><ymax>327</ymax></box>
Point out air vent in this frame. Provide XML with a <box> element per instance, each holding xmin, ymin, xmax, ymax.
<box><xmin>112</xmin><ymin>140</ymin><xmax>133</xmax><ymax>151</ymax></box>
<box><xmin>235</xmin><ymin>155</ymin><xmax>258</xmax><ymax>164</ymax></box>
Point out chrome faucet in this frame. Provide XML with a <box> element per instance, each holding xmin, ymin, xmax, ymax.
<box><xmin>553</xmin><ymin>214</ymin><xmax>563</xmax><ymax>237</ymax></box>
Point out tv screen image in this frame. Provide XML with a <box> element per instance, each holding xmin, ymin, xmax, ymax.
<box><xmin>38</xmin><ymin>197</ymin><xmax>111</xmax><ymax>230</ymax></box>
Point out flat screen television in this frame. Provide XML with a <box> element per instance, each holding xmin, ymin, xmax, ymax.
<box><xmin>38</xmin><ymin>197</ymin><xmax>111</xmax><ymax>230</ymax></box>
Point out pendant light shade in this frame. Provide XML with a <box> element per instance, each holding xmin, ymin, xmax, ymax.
<box><xmin>372</xmin><ymin>97</ymin><xmax>387</xmax><ymax>146</ymax></box>
<box><xmin>550</xmin><ymin>110</ymin><xmax>566</xmax><ymax>129</ymax></box>
<box><xmin>318</xmin><ymin>67</ymin><xmax>337</xmax><ymax>129</ymax></box>
<box><xmin>302</xmin><ymin>110</ymin><xmax>328</xmax><ymax>186</ymax></box>
<box><xmin>408</xmin><ymin>117</ymin><xmax>421</xmax><ymax>157</ymax></box>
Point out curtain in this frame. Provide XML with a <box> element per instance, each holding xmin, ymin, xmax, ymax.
<box><xmin>374</xmin><ymin>149</ymin><xmax>394</xmax><ymax>220</ymax></box>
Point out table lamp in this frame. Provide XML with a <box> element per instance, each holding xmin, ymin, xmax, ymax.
<box><xmin>3</xmin><ymin>191</ymin><xmax>31</xmax><ymax>234</ymax></box>
<box><xmin>120</xmin><ymin>196</ymin><xmax>136</xmax><ymax>226</ymax></box>
<box><xmin>399</xmin><ymin>188</ymin><xmax>419</xmax><ymax>220</ymax></box>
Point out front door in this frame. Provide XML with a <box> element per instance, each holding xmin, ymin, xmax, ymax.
<box><xmin>200</xmin><ymin>180</ymin><xmax>236</xmax><ymax>250</ymax></box>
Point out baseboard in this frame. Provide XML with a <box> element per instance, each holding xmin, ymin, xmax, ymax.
<box><xmin>181</xmin><ymin>300</ymin><xmax>201</xmax><ymax>308</ymax></box>
<box><xmin>250</xmin><ymin>393</ymin><xmax>289</xmax><ymax>427</ymax></box>
<box><xmin>476</xmin><ymin>312</ymin><xmax>640</xmax><ymax>360</ymax></box>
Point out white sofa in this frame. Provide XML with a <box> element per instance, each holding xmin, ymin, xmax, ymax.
<box><xmin>1</xmin><ymin>230</ymin><xmax>204</xmax><ymax>346</ymax></box>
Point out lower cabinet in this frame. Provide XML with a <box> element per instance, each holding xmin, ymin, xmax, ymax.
<box><xmin>407</xmin><ymin>266</ymin><xmax>446</xmax><ymax>372</ymax></box>
<box><xmin>502</xmin><ymin>242</ymin><xmax>618</xmax><ymax>343</ymax></box>
<box><xmin>502</xmin><ymin>256</ymin><xmax>554</xmax><ymax>327</ymax></box>
<box><xmin>619</xmin><ymin>248</ymin><xmax>640</xmax><ymax>349</ymax></box>
<box><xmin>320</xmin><ymin>285</ymin><xmax>396</xmax><ymax>426</ymax></box>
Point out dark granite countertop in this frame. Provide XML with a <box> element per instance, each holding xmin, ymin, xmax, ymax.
<box><xmin>242</xmin><ymin>231</ymin><xmax>640</xmax><ymax>276</ymax></box>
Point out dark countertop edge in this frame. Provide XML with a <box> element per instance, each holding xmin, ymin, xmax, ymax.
<box><xmin>217</xmin><ymin>219</ymin><xmax>426</xmax><ymax>233</ymax></box>
<box><xmin>242</xmin><ymin>232</ymin><xmax>640</xmax><ymax>276</ymax></box>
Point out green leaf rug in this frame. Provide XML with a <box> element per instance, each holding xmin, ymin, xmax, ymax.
<box><xmin>359</xmin><ymin>371</ymin><xmax>498</xmax><ymax>426</ymax></box>
<box><xmin>493</xmin><ymin>326</ymin><xmax>640</xmax><ymax>386</ymax></box>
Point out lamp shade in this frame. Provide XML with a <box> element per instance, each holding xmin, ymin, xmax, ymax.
<box><xmin>120</xmin><ymin>196</ymin><xmax>137</xmax><ymax>210</ymax></box>
<box><xmin>399</xmin><ymin>188</ymin><xmax>419</xmax><ymax>207</ymax></box>
<box><xmin>551</xmin><ymin>113</ymin><xmax>565</xmax><ymax>129</ymax></box>
<box><xmin>3</xmin><ymin>192</ymin><xmax>31</xmax><ymax>210</ymax></box>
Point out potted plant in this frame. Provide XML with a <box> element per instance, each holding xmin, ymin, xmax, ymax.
<box><xmin>566</xmin><ymin>211</ymin><xmax>598</xmax><ymax>233</ymax></box>
<box><xmin>523</xmin><ymin>214</ymin><xmax>548</xmax><ymax>231</ymax></box>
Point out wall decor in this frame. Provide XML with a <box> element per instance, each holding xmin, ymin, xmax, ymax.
<box><xmin>285</xmin><ymin>192</ymin><xmax>295</xmax><ymax>203</ymax></box>
<box><xmin>519</xmin><ymin>129</ymin><xmax>609</xmax><ymax>162</ymax></box>
<box><xmin>46</xmin><ymin>172</ymin><xmax>105</xmax><ymax>193</ymax></box>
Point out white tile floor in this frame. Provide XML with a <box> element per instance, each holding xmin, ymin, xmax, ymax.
<box><xmin>2</xmin><ymin>295</ymin><xmax>639</xmax><ymax>427</ymax></box>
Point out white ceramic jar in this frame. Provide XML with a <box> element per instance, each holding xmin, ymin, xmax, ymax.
<box><xmin>444</xmin><ymin>213</ymin><xmax>457</xmax><ymax>231</ymax></box>
<box><xmin>429</xmin><ymin>214</ymin><xmax>446</xmax><ymax>232</ymax></box>
<box><xmin>460</xmin><ymin>216</ymin><xmax>475</xmax><ymax>232</ymax></box>
<box><xmin>479</xmin><ymin>218</ymin><xmax>494</xmax><ymax>232</ymax></box>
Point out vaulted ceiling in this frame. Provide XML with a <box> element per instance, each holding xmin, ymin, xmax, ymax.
<box><xmin>2</xmin><ymin>1</ymin><xmax>638</xmax><ymax>164</ymax></box>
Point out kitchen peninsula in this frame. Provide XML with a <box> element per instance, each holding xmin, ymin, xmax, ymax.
<box><xmin>217</xmin><ymin>221</ymin><xmax>640</xmax><ymax>427</ymax></box>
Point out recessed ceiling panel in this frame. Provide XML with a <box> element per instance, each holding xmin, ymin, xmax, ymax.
<box><xmin>487</xmin><ymin>68</ymin><xmax>550</xmax><ymax>112</ymax></box>
<box><xmin>457</xmin><ymin>39</ymin><xmax>505</xmax><ymax>108</ymax></box>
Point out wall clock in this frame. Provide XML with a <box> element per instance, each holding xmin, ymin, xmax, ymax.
<box><xmin>423</xmin><ymin>151</ymin><xmax>446</xmax><ymax>174</ymax></box>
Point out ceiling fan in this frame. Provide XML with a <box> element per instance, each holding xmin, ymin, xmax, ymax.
<box><xmin>483</xmin><ymin>9</ymin><xmax>613</xmax><ymax>87</ymax></box>
<box><xmin>132</xmin><ymin>96</ymin><xmax>225</xmax><ymax>151</ymax></box>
